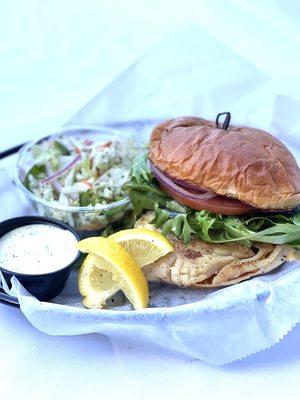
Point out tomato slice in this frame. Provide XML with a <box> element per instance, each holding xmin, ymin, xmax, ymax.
<box><xmin>150</xmin><ymin>162</ymin><xmax>255</xmax><ymax>215</ymax></box>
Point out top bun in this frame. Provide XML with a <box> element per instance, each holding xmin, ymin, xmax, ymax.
<box><xmin>148</xmin><ymin>116</ymin><xmax>300</xmax><ymax>210</ymax></box>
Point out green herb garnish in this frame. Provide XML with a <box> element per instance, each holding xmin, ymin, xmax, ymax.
<box><xmin>53</xmin><ymin>140</ymin><xmax>70</xmax><ymax>155</ymax></box>
<box><xmin>24</xmin><ymin>164</ymin><xmax>46</xmax><ymax>189</ymax></box>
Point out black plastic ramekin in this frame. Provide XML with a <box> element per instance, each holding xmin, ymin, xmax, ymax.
<box><xmin>0</xmin><ymin>216</ymin><xmax>82</xmax><ymax>301</ymax></box>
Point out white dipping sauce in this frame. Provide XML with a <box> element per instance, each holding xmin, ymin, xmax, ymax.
<box><xmin>0</xmin><ymin>224</ymin><xmax>78</xmax><ymax>274</ymax></box>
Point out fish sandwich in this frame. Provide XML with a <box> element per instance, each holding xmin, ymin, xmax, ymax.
<box><xmin>127</xmin><ymin>114</ymin><xmax>300</xmax><ymax>287</ymax></box>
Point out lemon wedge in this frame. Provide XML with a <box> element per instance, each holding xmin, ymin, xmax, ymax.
<box><xmin>78</xmin><ymin>253</ymin><xmax>120</xmax><ymax>309</ymax></box>
<box><xmin>109</xmin><ymin>228</ymin><xmax>174</xmax><ymax>267</ymax></box>
<box><xmin>77</xmin><ymin>237</ymin><xmax>149</xmax><ymax>310</ymax></box>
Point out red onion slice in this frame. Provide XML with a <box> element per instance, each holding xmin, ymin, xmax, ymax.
<box><xmin>45</xmin><ymin>162</ymin><xmax>62</xmax><ymax>193</ymax></box>
<box><xmin>40</xmin><ymin>154</ymin><xmax>82</xmax><ymax>185</ymax></box>
<box><xmin>149</xmin><ymin>162</ymin><xmax>217</xmax><ymax>200</ymax></box>
<box><xmin>149</xmin><ymin>161</ymin><xmax>255</xmax><ymax>215</ymax></box>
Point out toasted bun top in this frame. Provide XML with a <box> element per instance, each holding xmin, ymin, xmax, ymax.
<box><xmin>148</xmin><ymin>117</ymin><xmax>300</xmax><ymax>210</ymax></box>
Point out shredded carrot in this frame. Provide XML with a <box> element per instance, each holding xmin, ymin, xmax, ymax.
<box><xmin>99</xmin><ymin>141</ymin><xmax>112</xmax><ymax>150</ymax></box>
<box><xmin>81</xmin><ymin>180</ymin><xmax>93</xmax><ymax>189</ymax></box>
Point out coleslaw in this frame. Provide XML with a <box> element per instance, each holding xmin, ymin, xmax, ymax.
<box><xmin>21</xmin><ymin>133</ymin><xmax>132</xmax><ymax>230</ymax></box>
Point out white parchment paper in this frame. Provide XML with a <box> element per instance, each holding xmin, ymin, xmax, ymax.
<box><xmin>1</xmin><ymin>25</ymin><xmax>300</xmax><ymax>366</ymax></box>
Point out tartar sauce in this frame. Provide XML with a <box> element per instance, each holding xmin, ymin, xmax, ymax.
<box><xmin>0</xmin><ymin>224</ymin><xmax>78</xmax><ymax>274</ymax></box>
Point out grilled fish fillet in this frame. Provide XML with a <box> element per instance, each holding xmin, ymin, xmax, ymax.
<box><xmin>135</xmin><ymin>212</ymin><xmax>300</xmax><ymax>287</ymax></box>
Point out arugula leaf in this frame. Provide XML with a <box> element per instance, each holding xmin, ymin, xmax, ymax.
<box><xmin>293</xmin><ymin>213</ymin><xmax>300</xmax><ymax>227</ymax></box>
<box><xmin>151</xmin><ymin>204</ymin><xmax>195</xmax><ymax>244</ymax></box>
<box><xmin>124</xmin><ymin>155</ymin><xmax>169</xmax><ymax>215</ymax></box>
<box><xmin>125</xmin><ymin>152</ymin><xmax>300</xmax><ymax>248</ymax></box>
<box><xmin>128</xmin><ymin>187</ymin><xmax>163</xmax><ymax>215</ymax></box>
<box><xmin>130</xmin><ymin>152</ymin><xmax>152</xmax><ymax>184</ymax></box>
<box><xmin>192</xmin><ymin>211</ymin><xmax>300</xmax><ymax>248</ymax></box>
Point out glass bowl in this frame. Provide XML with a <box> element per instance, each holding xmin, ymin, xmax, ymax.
<box><xmin>15</xmin><ymin>125</ymin><xmax>133</xmax><ymax>233</ymax></box>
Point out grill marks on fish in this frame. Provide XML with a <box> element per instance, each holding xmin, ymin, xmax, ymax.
<box><xmin>183</xmin><ymin>250</ymin><xmax>203</xmax><ymax>259</ymax></box>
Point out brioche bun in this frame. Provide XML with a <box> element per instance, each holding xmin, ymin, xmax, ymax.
<box><xmin>148</xmin><ymin>117</ymin><xmax>300</xmax><ymax>210</ymax></box>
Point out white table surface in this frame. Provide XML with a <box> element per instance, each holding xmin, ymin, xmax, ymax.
<box><xmin>1</xmin><ymin>1</ymin><xmax>300</xmax><ymax>399</ymax></box>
